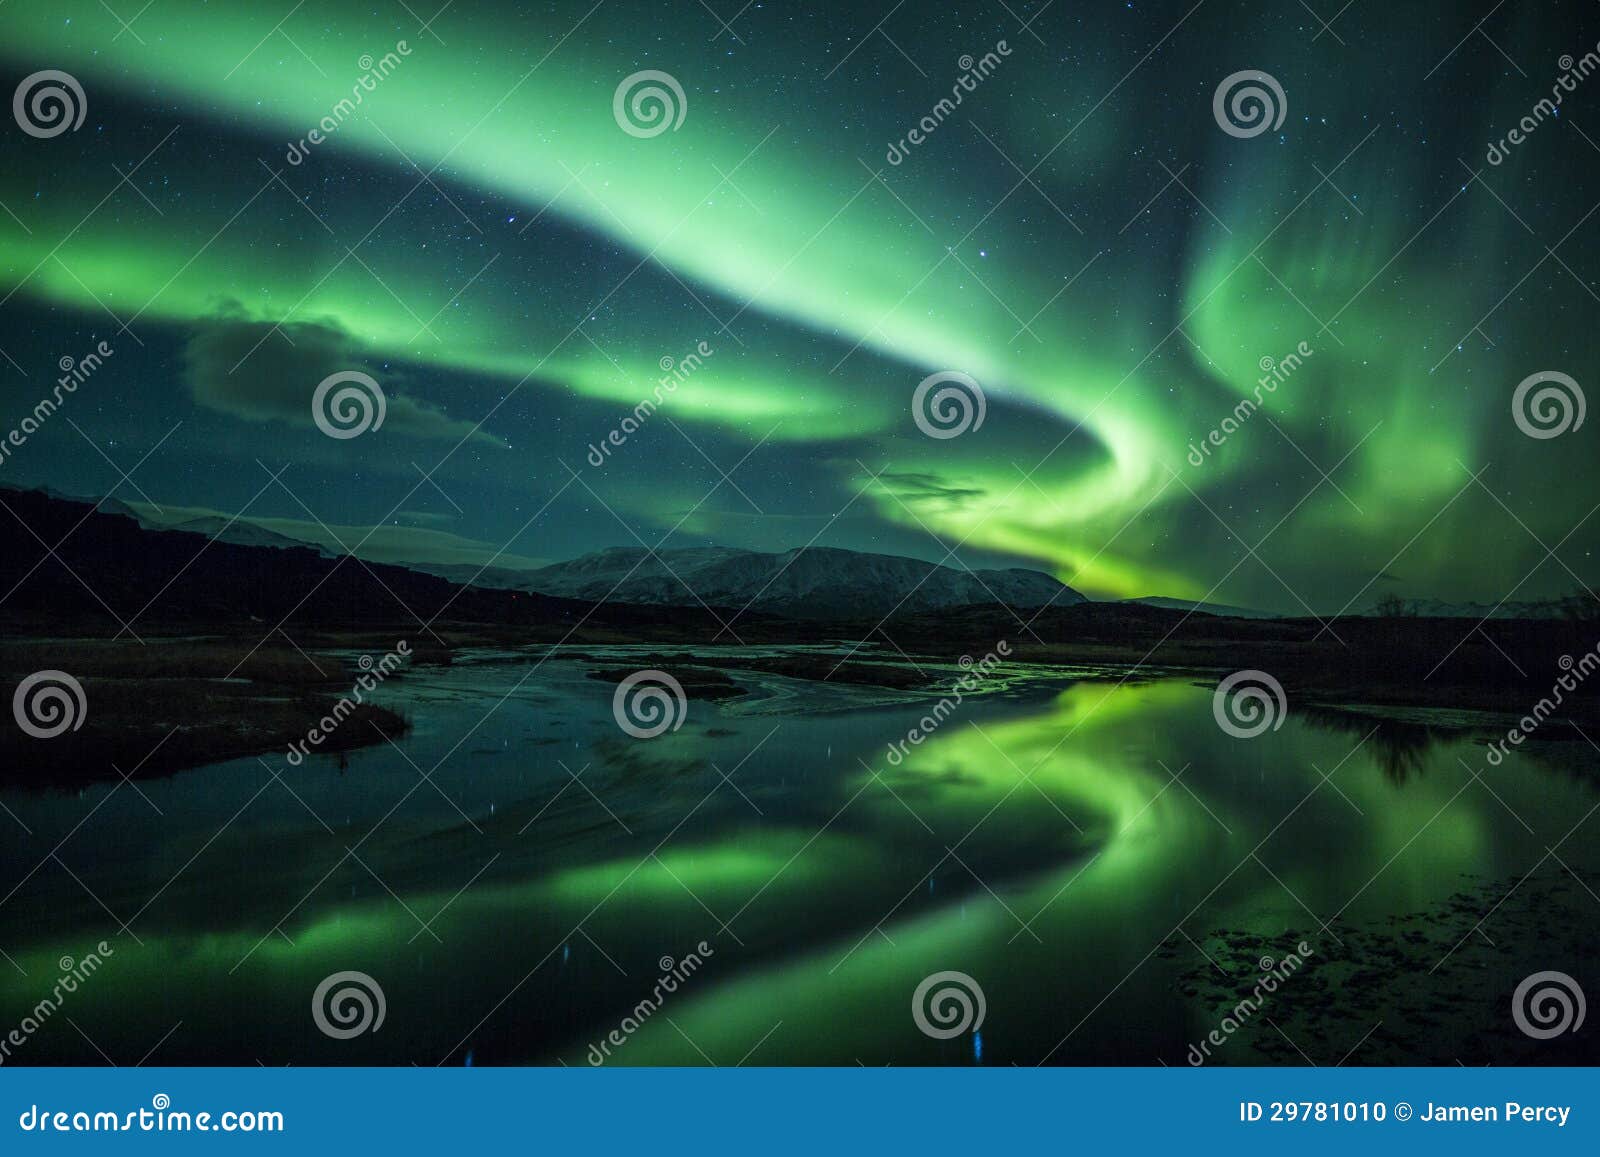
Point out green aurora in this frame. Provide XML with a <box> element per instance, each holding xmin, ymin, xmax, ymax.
<box><xmin>2</xmin><ymin>0</ymin><xmax>1597</xmax><ymax>607</ymax></box>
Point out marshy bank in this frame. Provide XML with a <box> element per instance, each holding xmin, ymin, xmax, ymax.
<box><xmin>0</xmin><ymin>633</ymin><xmax>450</xmax><ymax>787</ymax></box>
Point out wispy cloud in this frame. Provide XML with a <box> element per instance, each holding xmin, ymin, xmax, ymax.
<box><xmin>182</xmin><ymin>307</ymin><xmax>505</xmax><ymax>446</ymax></box>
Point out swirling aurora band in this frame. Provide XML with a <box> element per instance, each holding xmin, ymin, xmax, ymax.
<box><xmin>0</xmin><ymin>0</ymin><xmax>1596</xmax><ymax>607</ymax></box>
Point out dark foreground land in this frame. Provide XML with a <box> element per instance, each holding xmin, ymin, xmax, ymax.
<box><xmin>0</xmin><ymin>637</ymin><xmax>424</xmax><ymax>785</ymax></box>
<box><xmin>4</xmin><ymin>600</ymin><xmax>1598</xmax><ymax>788</ymax></box>
<box><xmin>1166</xmin><ymin>866</ymin><xmax>1600</xmax><ymax>1065</ymax></box>
<box><xmin>3</xmin><ymin>483</ymin><xmax>1597</xmax><ymax>785</ymax></box>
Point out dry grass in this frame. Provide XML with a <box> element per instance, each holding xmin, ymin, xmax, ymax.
<box><xmin>0</xmin><ymin>634</ymin><xmax>421</xmax><ymax>787</ymax></box>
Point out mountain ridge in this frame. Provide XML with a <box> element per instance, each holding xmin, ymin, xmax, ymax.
<box><xmin>7</xmin><ymin>485</ymin><xmax>1587</xmax><ymax>621</ymax></box>
<box><xmin>411</xmin><ymin>544</ymin><xmax>1085</xmax><ymax>619</ymax></box>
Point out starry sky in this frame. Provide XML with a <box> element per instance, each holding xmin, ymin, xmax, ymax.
<box><xmin>1</xmin><ymin>0</ymin><xmax>1597</xmax><ymax>611</ymax></box>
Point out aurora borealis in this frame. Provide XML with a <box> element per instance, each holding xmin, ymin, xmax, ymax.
<box><xmin>3</xmin><ymin>0</ymin><xmax>1598</xmax><ymax>609</ymax></box>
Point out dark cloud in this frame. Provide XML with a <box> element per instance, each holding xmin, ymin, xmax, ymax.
<box><xmin>874</xmin><ymin>471</ymin><xmax>987</xmax><ymax>507</ymax></box>
<box><xmin>182</xmin><ymin>309</ymin><xmax>503</xmax><ymax>446</ymax></box>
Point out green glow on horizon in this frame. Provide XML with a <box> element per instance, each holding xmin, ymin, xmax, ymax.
<box><xmin>1</xmin><ymin>1</ymin><xmax>1595</xmax><ymax>605</ymax></box>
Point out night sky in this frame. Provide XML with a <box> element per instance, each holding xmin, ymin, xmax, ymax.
<box><xmin>2</xmin><ymin>0</ymin><xmax>1597</xmax><ymax>612</ymax></box>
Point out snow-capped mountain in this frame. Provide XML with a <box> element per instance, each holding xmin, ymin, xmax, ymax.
<box><xmin>1121</xmin><ymin>596</ymin><xmax>1280</xmax><ymax>619</ymax></box>
<box><xmin>166</xmin><ymin>516</ymin><xmax>331</xmax><ymax>554</ymax></box>
<box><xmin>417</xmin><ymin>545</ymin><xmax>1083</xmax><ymax>619</ymax></box>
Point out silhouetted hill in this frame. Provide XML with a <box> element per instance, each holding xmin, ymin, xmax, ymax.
<box><xmin>0</xmin><ymin>486</ymin><xmax>739</xmax><ymax>635</ymax></box>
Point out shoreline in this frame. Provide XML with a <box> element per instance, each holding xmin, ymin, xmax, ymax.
<box><xmin>5</xmin><ymin>616</ymin><xmax>1597</xmax><ymax>787</ymax></box>
<box><xmin>0</xmin><ymin>636</ymin><xmax>419</xmax><ymax>789</ymax></box>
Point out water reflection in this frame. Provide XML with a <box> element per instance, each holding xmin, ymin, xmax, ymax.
<box><xmin>1299</xmin><ymin>708</ymin><xmax>1448</xmax><ymax>784</ymax></box>
<box><xmin>0</xmin><ymin>652</ymin><xmax>1594</xmax><ymax>1065</ymax></box>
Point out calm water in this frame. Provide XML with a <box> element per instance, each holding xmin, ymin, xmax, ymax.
<box><xmin>1</xmin><ymin>647</ymin><xmax>1595</xmax><ymax>1066</ymax></box>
